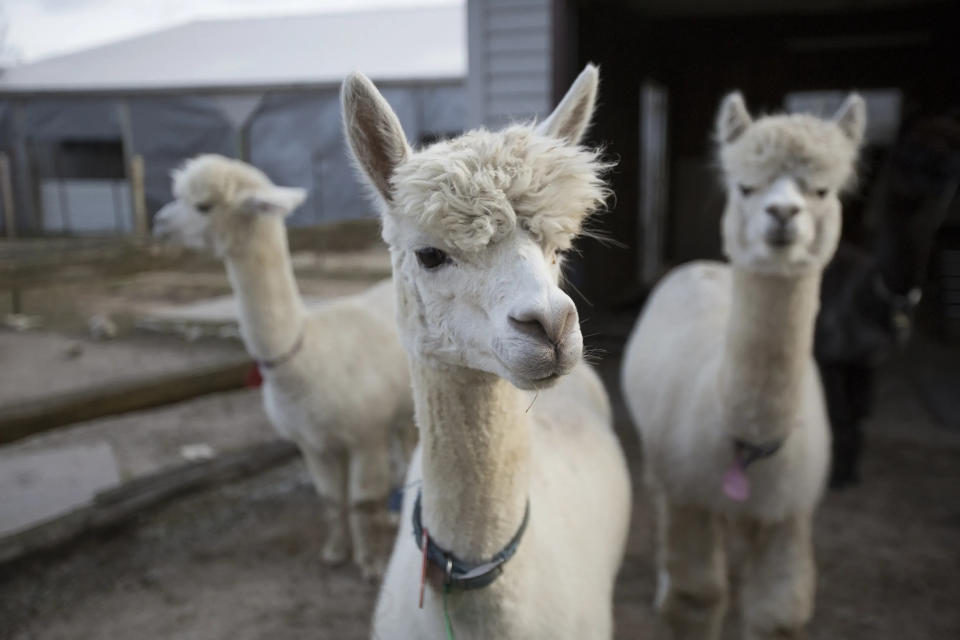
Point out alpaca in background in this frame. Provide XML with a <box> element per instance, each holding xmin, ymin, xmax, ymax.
<box><xmin>153</xmin><ymin>156</ymin><xmax>415</xmax><ymax>579</ymax></box>
<box><xmin>622</xmin><ymin>92</ymin><xmax>865</xmax><ymax>639</ymax></box>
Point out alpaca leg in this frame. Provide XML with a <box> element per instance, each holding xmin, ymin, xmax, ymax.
<box><xmin>844</xmin><ymin>364</ymin><xmax>875</xmax><ymax>485</ymax></box>
<box><xmin>829</xmin><ymin>415</ymin><xmax>859</xmax><ymax>489</ymax></box>
<box><xmin>348</xmin><ymin>439</ymin><xmax>395</xmax><ymax>581</ymax></box>
<box><xmin>654</xmin><ymin>494</ymin><xmax>728</xmax><ymax>640</ymax></box>
<box><xmin>739</xmin><ymin>515</ymin><xmax>815</xmax><ymax>640</ymax></box>
<box><xmin>824</xmin><ymin>365</ymin><xmax>858</xmax><ymax>488</ymax></box>
<box><xmin>301</xmin><ymin>446</ymin><xmax>350</xmax><ymax>566</ymax></box>
<box><xmin>388</xmin><ymin>417</ymin><xmax>418</xmax><ymax>488</ymax></box>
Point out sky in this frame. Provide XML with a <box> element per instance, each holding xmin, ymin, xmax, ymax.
<box><xmin>1</xmin><ymin>0</ymin><xmax>461</xmax><ymax>64</ymax></box>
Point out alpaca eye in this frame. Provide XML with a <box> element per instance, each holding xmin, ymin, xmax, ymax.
<box><xmin>738</xmin><ymin>184</ymin><xmax>755</xmax><ymax>197</ymax></box>
<box><xmin>814</xmin><ymin>188</ymin><xmax>828</xmax><ymax>198</ymax></box>
<box><xmin>196</xmin><ymin>202</ymin><xmax>212</xmax><ymax>214</ymax></box>
<box><xmin>415</xmin><ymin>247</ymin><xmax>449</xmax><ymax>270</ymax></box>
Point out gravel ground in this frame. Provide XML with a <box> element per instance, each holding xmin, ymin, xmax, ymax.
<box><xmin>2</xmin><ymin>341</ymin><xmax>958</xmax><ymax>640</ymax></box>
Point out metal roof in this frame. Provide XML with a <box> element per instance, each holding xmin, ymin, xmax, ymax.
<box><xmin>0</xmin><ymin>5</ymin><xmax>465</xmax><ymax>95</ymax></box>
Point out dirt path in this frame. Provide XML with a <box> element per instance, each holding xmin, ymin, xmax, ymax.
<box><xmin>2</xmin><ymin>344</ymin><xmax>959</xmax><ymax>639</ymax></box>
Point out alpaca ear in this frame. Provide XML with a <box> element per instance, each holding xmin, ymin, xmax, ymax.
<box><xmin>238</xmin><ymin>186</ymin><xmax>307</xmax><ymax>216</ymax></box>
<box><xmin>717</xmin><ymin>92</ymin><xmax>752</xmax><ymax>144</ymax></box>
<box><xmin>341</xmin><ymin>71</ymin><xmax>411</xmax><ymax>204</ymax></box>
<box><xmin>833</xmin><ymin>93</ymin><xmax>867</xmax><ymax>147</ymax></box>
<box><xmin>536</xmin><ymin>63</ymin><xmax>599</xmax><ymax>145</ymax></box>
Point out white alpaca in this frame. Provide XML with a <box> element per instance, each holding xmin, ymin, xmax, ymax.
<box><xmin>342</xmin><ymin>65</ymin><xmax>631</xmax><ymax>639</ymax></box>
<box><xmin>622</xmin><ymin>93</ymin><xmax>866</xmax><ymax>639</ymax></box>
<box><xmin>152</xmin><ymin>156</ymin><xmax>415</xmax><ymax>579</ymax></box>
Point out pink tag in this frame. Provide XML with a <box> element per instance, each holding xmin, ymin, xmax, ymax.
<box><xmin>245</xmin><ymin>363</ymin><xmax>263</xmax><ymax>388</ymax></box>
<box><xmin>723</xmin><ymin>463</ymin><xmax>751</xmax><ymax>502</ymax></box>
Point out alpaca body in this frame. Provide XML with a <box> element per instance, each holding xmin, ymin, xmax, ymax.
<box><xmin>154</xmin><ymin>156</ymin><xmax>415</xmax><ymax>577</ymax></box>
<box><xmin>622</xmin><ymin>92</ymin><xmax>865</xmax><ymax>639</ymax></box>
<box><xmin>624</xmin><ymin>261</ymin><xmax>830</xmax><ymax>523</ymax></box>
<box><xmin>260</xmin><ymin>279</ymin><xmax>411</xmax><ymax>454</ymax></box>
<box><xmin>374</xmin><ymin>362</ymin><xmax>630</xmax><ymax>639</ymax></box>
<box><xmin>342</xmin><ymin>64</ymin><xmax>631</xmax><ymax>639</ymax></box>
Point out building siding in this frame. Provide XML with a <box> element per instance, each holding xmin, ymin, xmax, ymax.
<box><xmin>468</xmin><ymin>0</ymin><xmax>554</xmax><ymax>128</ymax></box>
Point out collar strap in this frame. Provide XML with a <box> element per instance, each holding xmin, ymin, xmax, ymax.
<box><xmin>413</xmin><ymin>490</ymin><xmax>530</xmax><ymax>591</ymax></box>
<box><xmin>733</xmin><ymin>438</ymin><xmax>783</xmax><ymax>468</ymax></box>
<box><xmin>257</xmin><ymin>326</ymin><xmax>306</xmax><ymax>369</ymax></box>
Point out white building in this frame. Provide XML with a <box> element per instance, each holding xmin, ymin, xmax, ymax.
<box><xmin>0</xmin><ymin>5</ymin><xmax>466</xmax><ymax>234</ymax></box>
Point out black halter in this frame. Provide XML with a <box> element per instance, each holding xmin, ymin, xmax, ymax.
<box><xmin>412</xmin><ymin>490</ymin><xmax>530</xmax><ymax>591</ymax></box>
<box><xmin>257</xmin><ymin>326</ymin><xmax>306</xmax><ymax>369</ymax></box>
<box><xmin>733</xmin><ymin>437</ymin><xmax>784</xmax><ymax>469</ymax></box>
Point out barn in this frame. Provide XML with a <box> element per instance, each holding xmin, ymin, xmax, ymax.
<box><xmin>0</xmin><ymin>5</ymin><xmax>466</xmax><ymax>236</ymax></box>
<box><xmin>466</xmin><ymin>0</ymin><xmax>959</xmax><ymax>332</ymax></box>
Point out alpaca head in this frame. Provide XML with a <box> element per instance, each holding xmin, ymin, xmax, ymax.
<box><xmin>716</xmin><ymin>92</ymin><xmax>866</xmax><ymax>277</ymax></box>
<box><xmin>342</xmin><ymin>65</ymin><xmax>607</xmax><ymax>390</ymax></box>
<box><xmin>153</xmin><ymin>154</ymin><xmax>306</xmax><ymax>256</ymax></box>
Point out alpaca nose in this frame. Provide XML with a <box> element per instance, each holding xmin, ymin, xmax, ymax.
<box><xmin>765</xmin><ymin>204</ymin><xmax>800</xmax><ymax>224</ymax></box>
<box><xmin>152</xmin><ymin>203</ymin><xmax>175</xmax><ymax>236</ymax></box>
<box><xmin>508</xmin><ymin>298</ymin><xmax>578</xmax><ymax>347</ymax></box>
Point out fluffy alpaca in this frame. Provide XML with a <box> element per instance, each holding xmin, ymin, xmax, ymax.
<box><xmin>342</xmin><ymin>65</ymin><xmax>631</xmax><ymax>639</ymax></box>
<box><xmin>622</xmin><ymin>93</ymin><xmax>866</xmax><ymax>639</ymax></box>
<box><xmin>152</xmin><ymin>155</ymin><xmax>415</xmax><ymax>579</ymax></box>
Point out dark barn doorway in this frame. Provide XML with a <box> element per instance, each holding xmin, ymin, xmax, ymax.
<box><xmin>562</xmin><ymin>0</ymin><xmax>959</xmax><ymax>324</ymax></box>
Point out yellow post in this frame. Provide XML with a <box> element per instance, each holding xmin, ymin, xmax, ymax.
<box><xmin>130</xmin><ymin>154</ymin><xmax>148</xmax><ymax>239</ymax></box>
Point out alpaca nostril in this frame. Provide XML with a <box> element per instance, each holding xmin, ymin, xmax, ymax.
<box><xmin>765</xmin><ymin>204</ymin><xmax>800</xmax><ymax>222</ymax></box>
<box><xmin>508</xmin><ymin>301</ymin><xmax>578</xmax><ymax>347</ymax></box>
<box><xmin>508</xmin><ymin>315</ymin><xmax>551</xmax><ymax>344</ymax></box>
<box><xmin>556</xmin><ymin>305</ymin><xmax>578</xmax><ymax>345</ymax></box>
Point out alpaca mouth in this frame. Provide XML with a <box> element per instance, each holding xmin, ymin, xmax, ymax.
<box><xmin>513</xmin><ymin>370</ymin><xmax>563</xmax><ymax>391</ymax></box>
<box><xmin>765</xmin><ymin>231</ymin><xmax>794</xmax><ymax>248</ymax></box>
<box><xmin>531</xmin><ymin>371</ymin><xmax>562</xmax><ymax>385</ymax></box>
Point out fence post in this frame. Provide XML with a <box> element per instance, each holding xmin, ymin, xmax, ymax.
<box><xmin>0</xmin><ymin>152</ymin><xmax>16</xmax><ymax>238</ymax></box>
<box><xmin>130</xmin><ymin>154</ymin><xmax>148</xmax><ymax>239</ymax></box>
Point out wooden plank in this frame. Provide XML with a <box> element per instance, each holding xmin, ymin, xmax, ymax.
<box><xmin>486</xmin><ymin>9</ymin><xmax>550</xmax><ymax>32</ymax></box>
<box><xmin>0</xmin><ymin>440</ymin><xmax>298</xmax><ymax>565</ymax></box>
<box><xmin>488</xmin><ymin>74</ymin><xmax>550</xmax><ymax>95</ymax></box>
<box><xmin>488</xmin><ymin>0</ymin><xmax>547</xmax><ymax>9</ymax></box>
<box><xmin>467</xmin><ymin>0</ymin><xmax>488</xmax><ymax>127</ymax></box>
<box><xmin>0</xmin><ymin>359</ymin><xmax>255</xmax><ymax>446</ymax></box>
<box><xmin>0</xmin><ymin>153</ymin><xmax>16</xmax><ymax>239</ymax></box>
<box><xmin>487</xmin><ymin>53</ymin><xmax>550</xmax><ymax>76</ymax></box>
<box><xmin>487</xmin><ymin>94</ymin><xmax>550</xmax><ymax>116</ymax></box>
<box><xmin>129</xmin><ymin>154</ymin><xmax>148</xmax><ymax>239</ymax></box>
<box><xmin>487</xmin><ymin>31</ymin><xmax>550</xmax><ymax>53</ymax></box>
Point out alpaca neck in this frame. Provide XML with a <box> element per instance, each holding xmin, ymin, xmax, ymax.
<box><xmin>413</xmin><ymin>359</ymin><xmax>530</xmax><ymax>563</ymax></box>
<box><xmin>720</xmin><ymin>267</ymin><xmax>821</xmax><ymax>441</ymax></box>
<box><xmin>222</xmin><ymin>217</ymin><xmax>305</xmax><ymax>361</ymax></box>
